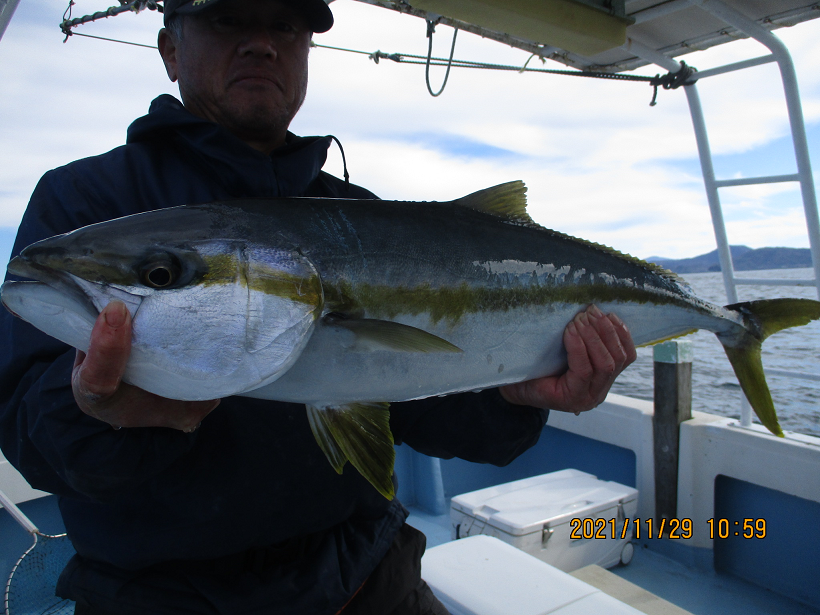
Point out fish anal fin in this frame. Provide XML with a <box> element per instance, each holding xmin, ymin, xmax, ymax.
<box><xmin>306</xmin><ymin>405</ymin><xmax>348</xmax><ymax>474</ymax></box>
<box><xmin>306</xmin><ymin>402</ymin><xmax>396</xmax><ymax>499</ymax></box>
<box><xmin>325</xmin><ymin>315</ymin><xmax>462</xmax><ymax>353</ymax></box>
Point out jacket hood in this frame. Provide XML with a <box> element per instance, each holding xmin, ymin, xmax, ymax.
<box><xmin>125</xmin><ymin>94</ymin><xmax>332</xmax><ymax>198</ymax></box>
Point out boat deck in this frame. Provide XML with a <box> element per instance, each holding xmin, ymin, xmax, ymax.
<box><xmin>3</xmin><ymin>392</ymin><xmax>819</xmax><ymax>615</ymax></box>
<box><xmin>407</xmin><ymin>506</ymin><xmax>820</xmax><ymax>615</ymax></box>
<box><xmin>1</xmin><ymin>466</ymin><xmax>818</xmax><ymax>614</ymax></box>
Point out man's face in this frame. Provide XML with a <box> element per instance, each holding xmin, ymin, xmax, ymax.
<box><xmin>159</xmin><ymin>0</ymin><xmax>311</xmax><ymax>153</ymax></box>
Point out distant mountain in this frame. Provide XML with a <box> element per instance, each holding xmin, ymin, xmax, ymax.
<box><xmin>648</xmin><ymin>246</ymin><xmax>812</xmax><ymax>273</ymax></box>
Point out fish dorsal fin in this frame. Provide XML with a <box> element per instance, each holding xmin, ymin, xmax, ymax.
<box><xmin>454</xmin><ymin>182</ymin><xmax>685</xmax><ymax>287</ymax></box>
<box><xmin>546</xmin><ymin>229</ymin><xmax>690</xmax><ymax>289</ymax></box>
<box><xmin>453</xmin><ymin>181</ymin><xmax>535</xmax><ymax>226</ymax></box>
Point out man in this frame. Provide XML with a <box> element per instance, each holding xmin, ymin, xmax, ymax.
<box><xmin>0</xmin><ymin>0</ymin><xmax>636</xmax><ymax>613</ymax></box>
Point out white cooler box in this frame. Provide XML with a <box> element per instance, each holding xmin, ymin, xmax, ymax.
<box><xmin>450</xmin><ymin>469</ymin><xmax>638</xmax><ymax>572</ymax></box>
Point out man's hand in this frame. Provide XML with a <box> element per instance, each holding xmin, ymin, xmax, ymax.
<box><xmin>500</xmin><ymin>305</ymin><xmax>636</xmax><ymax>413</ymax></box>
<box><xmin>72</xmin><ymin>301</ymin><xmax>220</xmax><ymax>432</ymax></box>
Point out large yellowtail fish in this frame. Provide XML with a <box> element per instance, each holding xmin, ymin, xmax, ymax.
<box><xmin>3</xmin><ymin>182</ymin><xmax>819</xmax><ymax>498</ymax></box>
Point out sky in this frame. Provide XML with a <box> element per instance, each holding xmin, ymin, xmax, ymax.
<box><xmin>0</xmin><ymin>0</ymin><xmax>819</xmax><ymax>271</ymax></box>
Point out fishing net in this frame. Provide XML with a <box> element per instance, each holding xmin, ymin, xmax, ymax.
<box><xmin>4</xmin><ymin>532</ymin><xmax>75</xmax><ymax>615</ymax></box>
<box><xmin>1</xmin><ymin>489</ymin><xmax>75</xmax><ymax>615</ymax></box>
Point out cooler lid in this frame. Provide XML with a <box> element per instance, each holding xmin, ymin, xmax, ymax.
<box><xmin>450</xmin><ymin>469</ymin><xmax>638</xmax><ymax>537</ymax></box>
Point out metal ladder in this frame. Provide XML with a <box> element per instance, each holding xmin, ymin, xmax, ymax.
<box><xmin>627</xmin><ymin>0</ymin><xmax>819</xmax><ymax>301</ymax></box>
<box><xmin>684</xmin><ymin>1</ymin><xmax>820</xmax><ymax>305</ymax></box>
<box><xmin>624</xmin><ymin>0</ymin><xmax>820</xmax><ymax>428</ymax></box>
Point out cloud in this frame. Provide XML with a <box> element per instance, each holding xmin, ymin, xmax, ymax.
<box><xmin>1</xmin><ymin>0</ymin><xmax>818</xmax><ymax>266</ymax></box>
<box><xmin>0</xmin><ymin>0</ymin><xmax>173</xmax><ymax>226</ymax></box>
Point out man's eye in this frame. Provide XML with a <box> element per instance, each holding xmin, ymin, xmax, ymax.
<box><xmin>211</xmin><ymin>15</ymin><xmax>239</xmax><ymax>30</ymax></box>
<box><xmin>274</xmin><ymin>20</ymin><xmax>295</xmax><ymax>33</ymax></box>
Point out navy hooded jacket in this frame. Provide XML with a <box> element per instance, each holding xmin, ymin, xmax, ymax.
<box><xmin>0</xmin><ymin>95</ymin><xmax>548</xmax><ymax>614</ymax></box>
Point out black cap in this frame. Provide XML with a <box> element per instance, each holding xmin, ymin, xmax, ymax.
<box><xmin>163</xmin><ymin>0</ymin><xmax>333</xmax><ymax>33</ymax></box>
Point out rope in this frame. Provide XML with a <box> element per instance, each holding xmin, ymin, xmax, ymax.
<box><xmin>60</xmin><ymin>0</ymin><xmax>161</xmax><ymax>42</ymax></box>
<box><xmin>55</xmin><ymin>3</ymin><xmax>698</xmax><ymax>105</ymax></box>
<box><xmin>425</xmin><ymin>20</ymin><xmax>458</xmax><ymax>97</ymax></box>
<box><xmin>62</xmin><ymin>30</ymin><xmax>158</xmax><ymax>48</ymax></box>
<box><xmin>327</xmin><ymin>135</ymin><xmax>350</xmax><ymax>192</ymax></box>
<box><xmin>649</xmin><ymin>61</ymin><xmax>698</xmax><ymax>106</ymax></box>
<box><xmin>311</xmin><ymin>42</ymin><xmax>699</xmax><ymax>104</ymax></box>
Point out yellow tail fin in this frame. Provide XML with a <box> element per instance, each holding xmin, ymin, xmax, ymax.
<box><xmin>720</xmin><ymin>299</ymin><xmax>820</xmax><ymax>437</ymax></box>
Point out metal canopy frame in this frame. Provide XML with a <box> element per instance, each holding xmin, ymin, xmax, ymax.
<box><xmin>352</xmin><ymin>1</ymin><xmax>820</xmax><ymax>71</ymax></box>
<box><xmin>624</xmin><ymin>0</ymin><xmax>820</xmax><ymax>303</ymax></box>
<box><xmin>0</xmin><ymin>0</ymin><xmax>21</xmax><ymax>42</ymax></box>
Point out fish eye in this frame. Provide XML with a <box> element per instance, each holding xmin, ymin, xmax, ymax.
<box><xmin>139</xmin><ymin>256</ymin><xmax>180</xmax><ymax>289</ymax></box>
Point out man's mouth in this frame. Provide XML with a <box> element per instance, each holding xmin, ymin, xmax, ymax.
<box><xmin>230</xmin><ymin>69</ymin><xmax>283</xmax><ymax>92</ymax></box>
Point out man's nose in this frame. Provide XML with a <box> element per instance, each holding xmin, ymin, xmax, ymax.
<box><xmin>237</xmin><ymin>27</ymin><xmax>279</xmax><ymax>58</ymax></box>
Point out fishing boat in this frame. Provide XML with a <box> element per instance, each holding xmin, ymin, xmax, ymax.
<box><xmin>1</xmin><ymin>1</ymin><xmax>818</xmax><ymax>613</ymax></box>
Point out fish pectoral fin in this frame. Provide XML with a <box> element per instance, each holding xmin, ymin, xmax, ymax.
<box><xmin>325</xmin><ymin>315</ymin><xmax>462</xmax><ymax>353</ymax></box>
<box><xmin>306</xmin><ymin>403</ymin><xmax>396</xmax><ymax>499</ymax></box>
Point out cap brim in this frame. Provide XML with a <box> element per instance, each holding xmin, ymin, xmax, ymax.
<box><xmin>174</xmin><ymin>0</ymin><xmax>333</xmax><ymax>33</ymax></box>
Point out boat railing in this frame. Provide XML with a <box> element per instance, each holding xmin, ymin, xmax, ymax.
<box><xmin>764</xmin><ymin>368</ymin><xmax>820</xmax><ymax>383</ymax></box>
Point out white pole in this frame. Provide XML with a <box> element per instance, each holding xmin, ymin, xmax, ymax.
<box><xmin>0</xmin><ymin>0</ymin><xmax>21</xmax><ymax>44</ymax></box>
<box><xmin>683</xmin><ymin>84</ymin><xmax>739</xmax><ymax>303</ymax></box>
<box><xmin>0</xmin><ymin>487</ymin><xmax>39</xmax><ymax>536</ymax></box>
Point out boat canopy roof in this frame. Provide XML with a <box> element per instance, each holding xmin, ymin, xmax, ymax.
<box><xmin>351</xmin><ymin>0</ymin><xmax>820</xmax><ymax>72</ymax></box>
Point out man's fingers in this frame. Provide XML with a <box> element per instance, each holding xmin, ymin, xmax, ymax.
<box><xmin>609</xmin><ymin>313</ymin><xmax>638</xmax><ymax>364</ymax></box>
<box><xmin>562</xmin><ymin>317</ymin><xmax>593</xmax><ymax>384</ymax></box>
<box><xmin>179</xmin><ymin>399</ymin><xmax>221</xmax><ymax>432</ymax></box>
<box><xmin>68</xmin><ymin>302</ymin><xmax>222</xmax><ymax>432</ymax></box>
<box><xmin>559</xmin><ymin>306</ymin><xmax>635</xmax><ymax>412</ymax></box>
<box><xmin>501</xmin><ymin>306</ymin><xmax>636</xmax><ymax>414</ymax></box>
<box><xmin>75</xmin><ymin>302</ymin><xmax>132</xmax><ymax>399</ymax></box>
<box><xmin>580</xmin><ymin>306</ymin><xmax>623</xmax><ymax>373</ymax></box>
<box><xmin>113</xmin><ymin>391</ymin><xmax>221</xmax><ymax>431</ymax></box>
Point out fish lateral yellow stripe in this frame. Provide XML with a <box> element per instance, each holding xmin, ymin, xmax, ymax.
<box><xmin>201</xmin><ymin>253</ymin><xmax>238</xmax><ymax>284</ymax></box>
<box><xmin>202</xmin><ymin>254</ymin><xmax>323</xmax><ymax>308</ymax></box>
<box><xmin>329</xmin><ymin>280</ymin><xmax>700</xmax><ymax>326</ymax></box>
<box><xmin>247</xmin><ymin>265</ymin><xmax>323</xmax><ymax>308</ymax></box>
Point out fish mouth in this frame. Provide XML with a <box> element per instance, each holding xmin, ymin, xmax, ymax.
<box><xmin>1</xmin><ymin>266</ymin><xmax>100</xmax><ymax>353</ymax></box>
<box><xmin>5</xmin><ymin>254</ymin><xmax>100</xmax><ymax>320</ymax></box>
<box><xmin>2</xmin><ymin>253</ymin><xmax>143</xmax><ymax>353</ymax></box>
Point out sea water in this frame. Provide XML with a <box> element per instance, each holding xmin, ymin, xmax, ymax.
<box><xmin>610</xmin><ymin>267</ymin><xmax>820</xmax><ymax>438</ymax></box>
